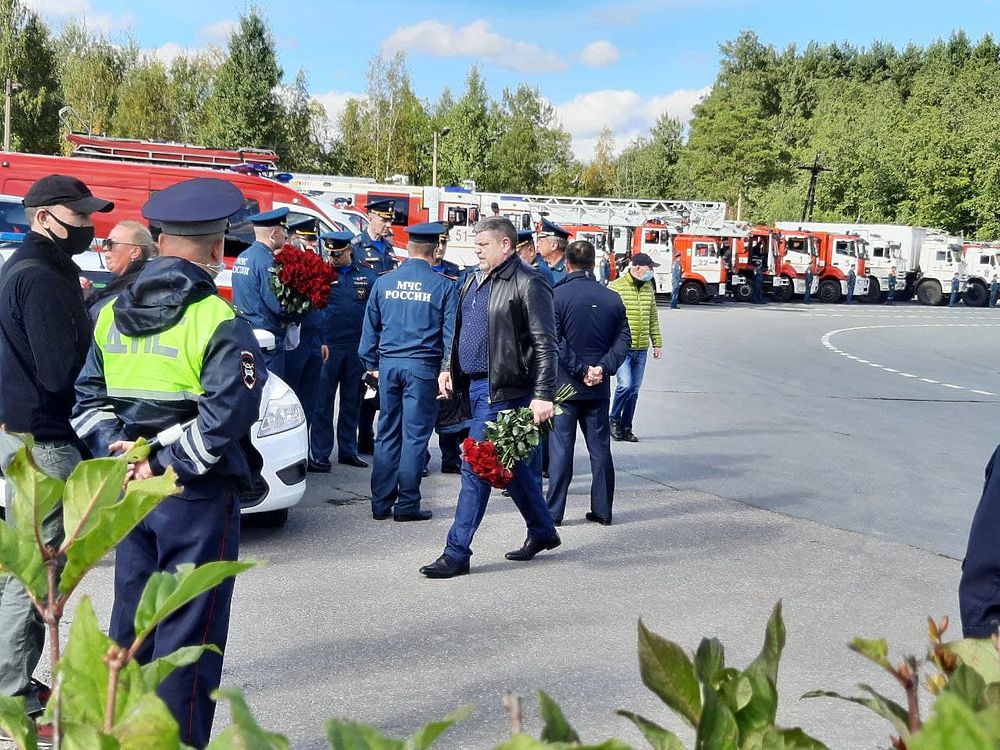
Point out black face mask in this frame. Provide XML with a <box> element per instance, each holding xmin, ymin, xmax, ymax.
<box><xmin>44</xmin><ymin>212</ymin><xmax>95</xmax><ymax>256</ymax></box>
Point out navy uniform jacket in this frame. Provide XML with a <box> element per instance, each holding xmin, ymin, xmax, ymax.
<box><xmin>553</xmin><ymin>271</ymin><xmax>631</xmax><ymax>401</ymax></box>
<box><xmin>352</xmin><ymin>230</ymin><xmax>398</xmax><ymax>276</ymax></box>
<box><xmin>231</xmin><ymin>241</ymin><xmax>284</xmax><ymax>336</ymax></box>
<box><xmin>322</xmin><ymin>260</ymin><xmax>378</xmax><ymax>349</ymax></box>
<box><xmin>549</xmin><ymin>256</ymin><xmax>567</xmax><ymax>285</ymax></box>
<box><xmin>533</xmin><ymin>255</ymin><xmax>556</xmax><ymax>288</ymax></box>
<box><xmin>73</xmin><ymin>257</ymin><xmax>266</xmax><ymax>491</ymax></box>
<box><xmin>432</xmin><ymin>258</ymin><xmax>462</xmax><ymax>281</ymax></box>
<box><xmin>358</xmin><ymin>257</ymin><xmax>458</xmax><ymax>379</ymax></box>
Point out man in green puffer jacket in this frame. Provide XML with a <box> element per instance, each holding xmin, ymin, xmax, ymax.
<box><xmin>607</xmin><ymin>252</ymin><xmax>663</xmax><ymax>442</ymax></box>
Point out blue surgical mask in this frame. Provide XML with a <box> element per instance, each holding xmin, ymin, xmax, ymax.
<box><xmin>641</xmin><ymin>272</ymin><xmax>654</xmax><ymax>282</ymax></box>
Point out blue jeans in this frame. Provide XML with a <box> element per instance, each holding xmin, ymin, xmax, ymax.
<box><xmin>309</xmin><ymin>347</ymin><xmax>364</xmax><ymax>463</ymax></box>
<box><xmin>609</xmin><ymin>349</ymin><xmax>649</xmax><ymax>432</ymax></box>
<box><xmin>671</xmin><ymin>280</ymin><xmax>680</xmax><ymax>308</ymax></box>
<box><xmin>444</xmin><ymin>378</ymin><xmax>556</xmax><ymax>564</ymax></box>
<box><xmin>371</xmin><ymin>361</ymin><xmax>439</xmax><ymax>515</ymax></box>
<box><xmin>950</xmin><ymin>289</ymin><xmax>959</xmax><ymax>306</ymax></box>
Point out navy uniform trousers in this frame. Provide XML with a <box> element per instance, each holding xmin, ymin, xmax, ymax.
<box><xmin>444</xmin><ymin>377</ymin><xmax>557</xmax><ymax>563</ymax></box>
<box><xmin>110</xmin><ymin>489</ymin><xmax>240</xmax><ymax>749</ymax></box>
<box><xmin>546</xmin><ymin>398</ymin><xmax>614</xmax><ymax>524</ymax></box>
<box><xmin>371</xmin><ymin>359</ymin><xmax>439</xmax><ymax>516</ymax></box>
<box><xmin>310</xmin><ymin>347</ymin><xmax>364</xmax><ymax>464</ymax></box>
<box><xmin>960</xmin><ymin>444</ymin><xmax>1000</xmax><ymax>637</ymax></box>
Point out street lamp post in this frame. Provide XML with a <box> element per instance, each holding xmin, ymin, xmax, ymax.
<box><xmin>432</xmin><ymin>127</ymin><xmax>451</xmax><ymax>187</ymax></box>
<box><xmin>3</xmin><ymin>79</ymin><xmax>21</xmax><ymax>153</ymax></box>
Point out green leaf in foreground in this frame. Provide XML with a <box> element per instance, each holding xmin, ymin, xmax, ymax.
<box><xmin>637</xmin><ymin>619</ymin><xmax>702</xmax><ymax>726</ymax></box>
<box><xmin>206</xmin><ymin>690</ymin><xmax>289</xmax><ymax>750</ymax></box>
<box><xmin>538</xmin><ymin>691</ymin><xmax>580</xmax><ymax>743</ymax></box>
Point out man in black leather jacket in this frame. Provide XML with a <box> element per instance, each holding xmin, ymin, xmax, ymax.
<box><xmin>420</xmin><ymin>216</ymin><xmax>561</xmax><ymax>578</ymax></box>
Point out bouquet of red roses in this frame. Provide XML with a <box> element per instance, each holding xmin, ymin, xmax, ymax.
<box><xmin>270</xmin><ymin>244</ymin><xmax>336</xmax><ymax>316</ymax></box>
<box><xmin>463</xmin><ymin>383</ymin><xmax>576</xmax><ymax>488</ymax></box>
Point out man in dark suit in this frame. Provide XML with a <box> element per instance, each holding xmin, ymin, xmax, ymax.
<box><xmin>546</xmin><ymin>240</ymin><xmax>631</xmax><ymax>526</ymax></box>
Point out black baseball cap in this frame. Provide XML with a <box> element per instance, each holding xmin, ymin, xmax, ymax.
<box><xmin>22</xmin><ymin>174</ymin><xmax>114</xmax><ymax>213</ymax></box>
<box><xmin>631</xmin><ymin>252</ymin><xmax>660</xmax><ymax>268</ymax></box>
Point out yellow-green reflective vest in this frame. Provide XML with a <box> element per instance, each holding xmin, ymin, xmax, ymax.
<box><xmin>94</xmin><ymin>295</ymin><xmax>234</xmax><ymax>401</ymax></box>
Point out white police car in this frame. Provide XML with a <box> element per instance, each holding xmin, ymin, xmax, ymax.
<box><xmin>0</xmin><ymin>205</ymin><xmax>307</xmax><ymax>527</ymax></box>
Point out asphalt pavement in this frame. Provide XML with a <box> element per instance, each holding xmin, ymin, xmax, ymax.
<box><xmin>42</xmin><ymin>300</ymin><xmax>1000</xmax><ymax>748</ymax></box>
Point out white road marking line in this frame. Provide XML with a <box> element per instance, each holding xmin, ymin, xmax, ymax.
<box><xmin>820</xmin><ymin>323</ymin><xmax>1000</xmax><ymax>398</ymax></box>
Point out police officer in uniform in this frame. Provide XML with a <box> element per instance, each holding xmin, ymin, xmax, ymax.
<box><xmin>804</xmin><ymin>265</ymin><xmax>814</xmax><ymax>304</ymax></box>
<box><xmin>990</xmin><ymin>272</ymin><xmax>999</xmax><ymax>308</ymax></box>
<box><xmin>231</xmin><ymin>207</ymin><xmax>289</xmax><ymax>375</ymax></box>
<box><xmin>359</xmin><ymin>222</ymin><xmax>457</xmax><ymax>521</ymax></box>
<box><xmin>284</xmin><ymin>217</ymin><xmax>325</xmax><ymax>420</ymax></box>
<box><xmin>671</xmin><ymin>251</ymin><xmax>683</xmax><ymax>308</ymax></box>
<box><xmin>309</xmin><ymin>231</ymin><xmax>378</xmax><ymax>471</ymax></box>
<box><xmin>846</xmin><ymin>265</ymin><xmax>857</xmax><ymax>304</ymax></box>
<box><xmin>354</xmin><ymin>199</ymin><xmax>399</xmax><ymax>453</ymax></box>
<box><xmin>752</xmin><ymin>259</ymin><xmax>765</xmax><ymax>304</ymax></box>
<box><xmin>72</xmin><ymin>178</ymin><xmax>266</xmax><ymax>749</ymax></box>
<box><xmin>430</xmin><ymin>228</ymin><xmax>471</xmax><ymax>473</ymax></box>
<box><xmin>517</xmin><ymin>229</ymin><xmax>555</xmax><ymax>287</ymax></box>
<box><xmin>537</xmin><ymin>218</ymin><xmax>569</xmax><ymax>285</ymax></box>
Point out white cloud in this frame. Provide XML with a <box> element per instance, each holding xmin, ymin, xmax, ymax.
<box><xmin>382</xmin><ymin>19</ymin><xmax>567</xmax><ymax>74</ymax></box>
<box><xmin>555</xmin><ymin>85</ymin><xmax>712</xmax><ymax>159</ymax></box>
<box><xmin>152</xmin><ymin>42</ymin><xmax>191</xmax><ymax>66</ymax></box>
<box><xmin>23</xmin><ymin>0</ymin><xmax>127</xmax><ymax>33</ymax></box>
<box><xmin>580</xmin><ymin>41</ymin><xmax>620</xmax><ymax>67</ymax></box>
<box><xmin>198</xmin><ymin>19</ymin><xmax>236</xmax><ymax>43</ymax></box>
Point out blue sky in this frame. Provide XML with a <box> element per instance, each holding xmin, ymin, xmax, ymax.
<box><xmin>25</xmin><ymin>0</ymin><xmax>1000</xmax><ymax>158</ymax></box>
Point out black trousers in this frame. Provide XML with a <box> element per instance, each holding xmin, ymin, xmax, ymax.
<box><xmin>545</xmin><ymin>398</ymin><xmax>615</xmax><ymax>524</ymax></box>
<box><xmin>960</xmin><ymin>444</ymin><xmax>1000</xmax><ymax>637</ymax></box>
<box><xmin>110</xmin><ymin>490</ymin><xmax>240</xmax><ymax>749</ymax></box>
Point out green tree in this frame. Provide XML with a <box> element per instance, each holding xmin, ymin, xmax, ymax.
<box><xmin>579</xmin><ymin>127</ymin><xmax>616</xmax><ymax>197</ymax></box>
<box><xmin>436</xmin><ymin>66</ymin><xmax>496</xmax><ymax>188</ymax></box>
<box><xmin>613</xmin><ymin>114</ymin><xmax>683</xmax><ymax>199</ymax></box>
<box><xmin>279</xmin><ymin>69</ymin><xmax>326</xmax><ymax>171</ymax></box>
<box><xmin>7</xmin><ymin>12</ymin><xmax>62</xmax><ymax>152</ymax></box>
<box><xmin>56</xmin><ymin>23</ymin><xmax>131</xmax><ymax>140</ymax></box>
<box><xmin>110</xmin><ymin>57</ymin><xmax>178</xmax><ymax>140</ymax></box>
<box><xmin>169</xmin><ymin>51</ymin><xmax>220</xmax><ymax>143</ymax></box>
<box><xmin>200</xmin><ymin>7</ymin><xmax>285</xmax><ymax>152</ymax></box>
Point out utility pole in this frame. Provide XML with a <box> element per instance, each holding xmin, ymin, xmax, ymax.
<box><xmin>797</xmin><ymin>154</ymin><xmax>831</xmax><ymax>223</ymax></box>
<box><xmin>431</xmin><ymin>127</ymin><xmax>450</xmax><ymax>187</ymax></box>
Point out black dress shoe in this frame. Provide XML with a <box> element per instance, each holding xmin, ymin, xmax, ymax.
<box><xmin>441</xmin><ymin>464</ymin><xmax>462</xmax><ymax>474</ymax></box>
<box><xmin>419</xmin><ymin>555</ymin><xmax>470</xmax><ymax>578</ymax></box>
<box><xmin>338</xmin><ymin>455</ymin><xmax>369</xmax><ymax>468</ymax></box>
<box><xmin>505</xmin><ymin>534</ymin><xmax>561</xmax><ymax>561</ymax></box>
<box><xmin>542</xmin><ymin>470</ymin><xmax>549</xmax><ymax>479</ymax></box>
<box><xmin>307</xmin><ymin>460</ymin><xmax>331</xmax><ymax>473</ymax></box>
<box><xmin>586</xmin><ymin>512</ymin><xmax>612</xmax><ymax>526</ymax></box>
<box><xmin>622</xmin><ymin>430</ymin><xmax>639</xmax><ymax>443</ymax></box>
<box><xmin>372</xmin><ymin>511</ymin><xmax>392</xmax><ymax>520</ymax></box>
<box><xmin>610</xmin><ymin>422</ymin><xmax>623</xmax><ymax>441</ymax></box>
<box><xmin>394</xmin><ymin>509</ymin><xmax>433</xmax><ymax>522</ymax></box>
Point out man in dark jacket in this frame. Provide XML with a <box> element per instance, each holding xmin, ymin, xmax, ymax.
<box><xmin>0</xmin><ymin>175</ymin><xmax>112</xmax><ymax>722</ymax></box>
<box><xmin>420</xmin><ymin>216</ymin><xmax>561</xmax><ymax>578</ymax></box>
<box><xmin>546</xmin><ymin>240</ymin><xmax>631</xmax><ymax>526</ymax></box>
<box><xmin>73</xmin><ymin>178</ymin><xmax>266</xmax><ymax>748</ymax></box>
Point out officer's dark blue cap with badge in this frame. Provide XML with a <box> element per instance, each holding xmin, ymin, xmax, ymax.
<box><xmin>141</xmin><ymin>178</ymin><xmax>244</xmax><ymax>236</ymax></box>
<box><xmin>516</xmin><ymin>229</ymin><xmax>535</xmax><ymax>248</ymax></box>
<box><xmin>321</xmin><ymin>230</ymin><xmax>354</xmax><ymax>254</ymax></box>
<box><xmin>365</xmin><ymin>199</ymin><xmax>395</xmax><ymax>220</ymax></box>
<box><xmin>288</xmin><ymin>216</ymin><xmax>318</xmax><ymax>237</ymax></box>
<box><xmin>247</xmin><ymin>207</ymin><xmax>289</xmax><ymax>228</ymax></box>
<box><xmin>404</xmin><ymin>222</ymin><xmax>447</xmax><ymax>245</ymax></box>
<box><xmin>537</xmin><ymin>218</ymin><xmax>570</xmax><ymax>240</ymax></box>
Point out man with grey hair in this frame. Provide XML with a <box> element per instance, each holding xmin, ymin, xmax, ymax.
<box><xmin>420</xmin><ymin>215</ymin><xmax>561</xmax><ymax>578</ymax></box>
<box><xmin>537</xmin><ymin>218</ymin><xmax>570</xmax><ymax>285</ymax></box>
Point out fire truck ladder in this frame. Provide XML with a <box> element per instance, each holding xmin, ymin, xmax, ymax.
<box><xmin>520</xmin><ymin>194</ymin><xmax>728</xmax><ymax>229</ymax></box>
<box><xmin>63</xmin><ymin>129</ymin><xmax>279</xmax><ymax>170</ymax></box>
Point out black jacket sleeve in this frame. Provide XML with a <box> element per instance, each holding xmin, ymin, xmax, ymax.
<box><xmin>521</xmin><ymin>272</ymin><xmax>557</xmax><ymax>401</ymax></box>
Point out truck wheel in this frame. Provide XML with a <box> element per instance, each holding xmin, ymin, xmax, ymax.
<box><xmin>964</xmin><ymin>280</ymin><xmax>989</xmax><ymax>307</ymax></box>
<box><xmin>680</xmin><ymin>281</ymin><xmax>704</xmax><ymax>305</ymax></box>
<box><xmin>735</xmin><ymin>283</ymin><xmax>753</xmax><ymax>302</ymax></box>
<box><xmin>818</xmin><ymin>279</ymin><xmax>841</xmax><ymax>304</ymax></box>
<box><xmin>916</xmin><ymin>279</ymin><xmax>943</xmax><ymax>306</ymax></box>
<box><xmin>770</xmin><ymin>279</ymin><xmax>794</xmax><ymax>302</ymax></box>
<box><xmin>863</xmin><ymin>277</ymin><xmax>882</xmax><ymax>304</ymax></box>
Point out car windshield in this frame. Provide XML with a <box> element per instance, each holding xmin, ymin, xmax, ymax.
<box><xmin>0</xmin><ymin>200</ymin><xmax>29</xmax><ymax>234</ymax></box>
<box><xmin>786</xmin><ymin>237</ymin><xmax>808</xmax><ymax>253</ymax></box>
